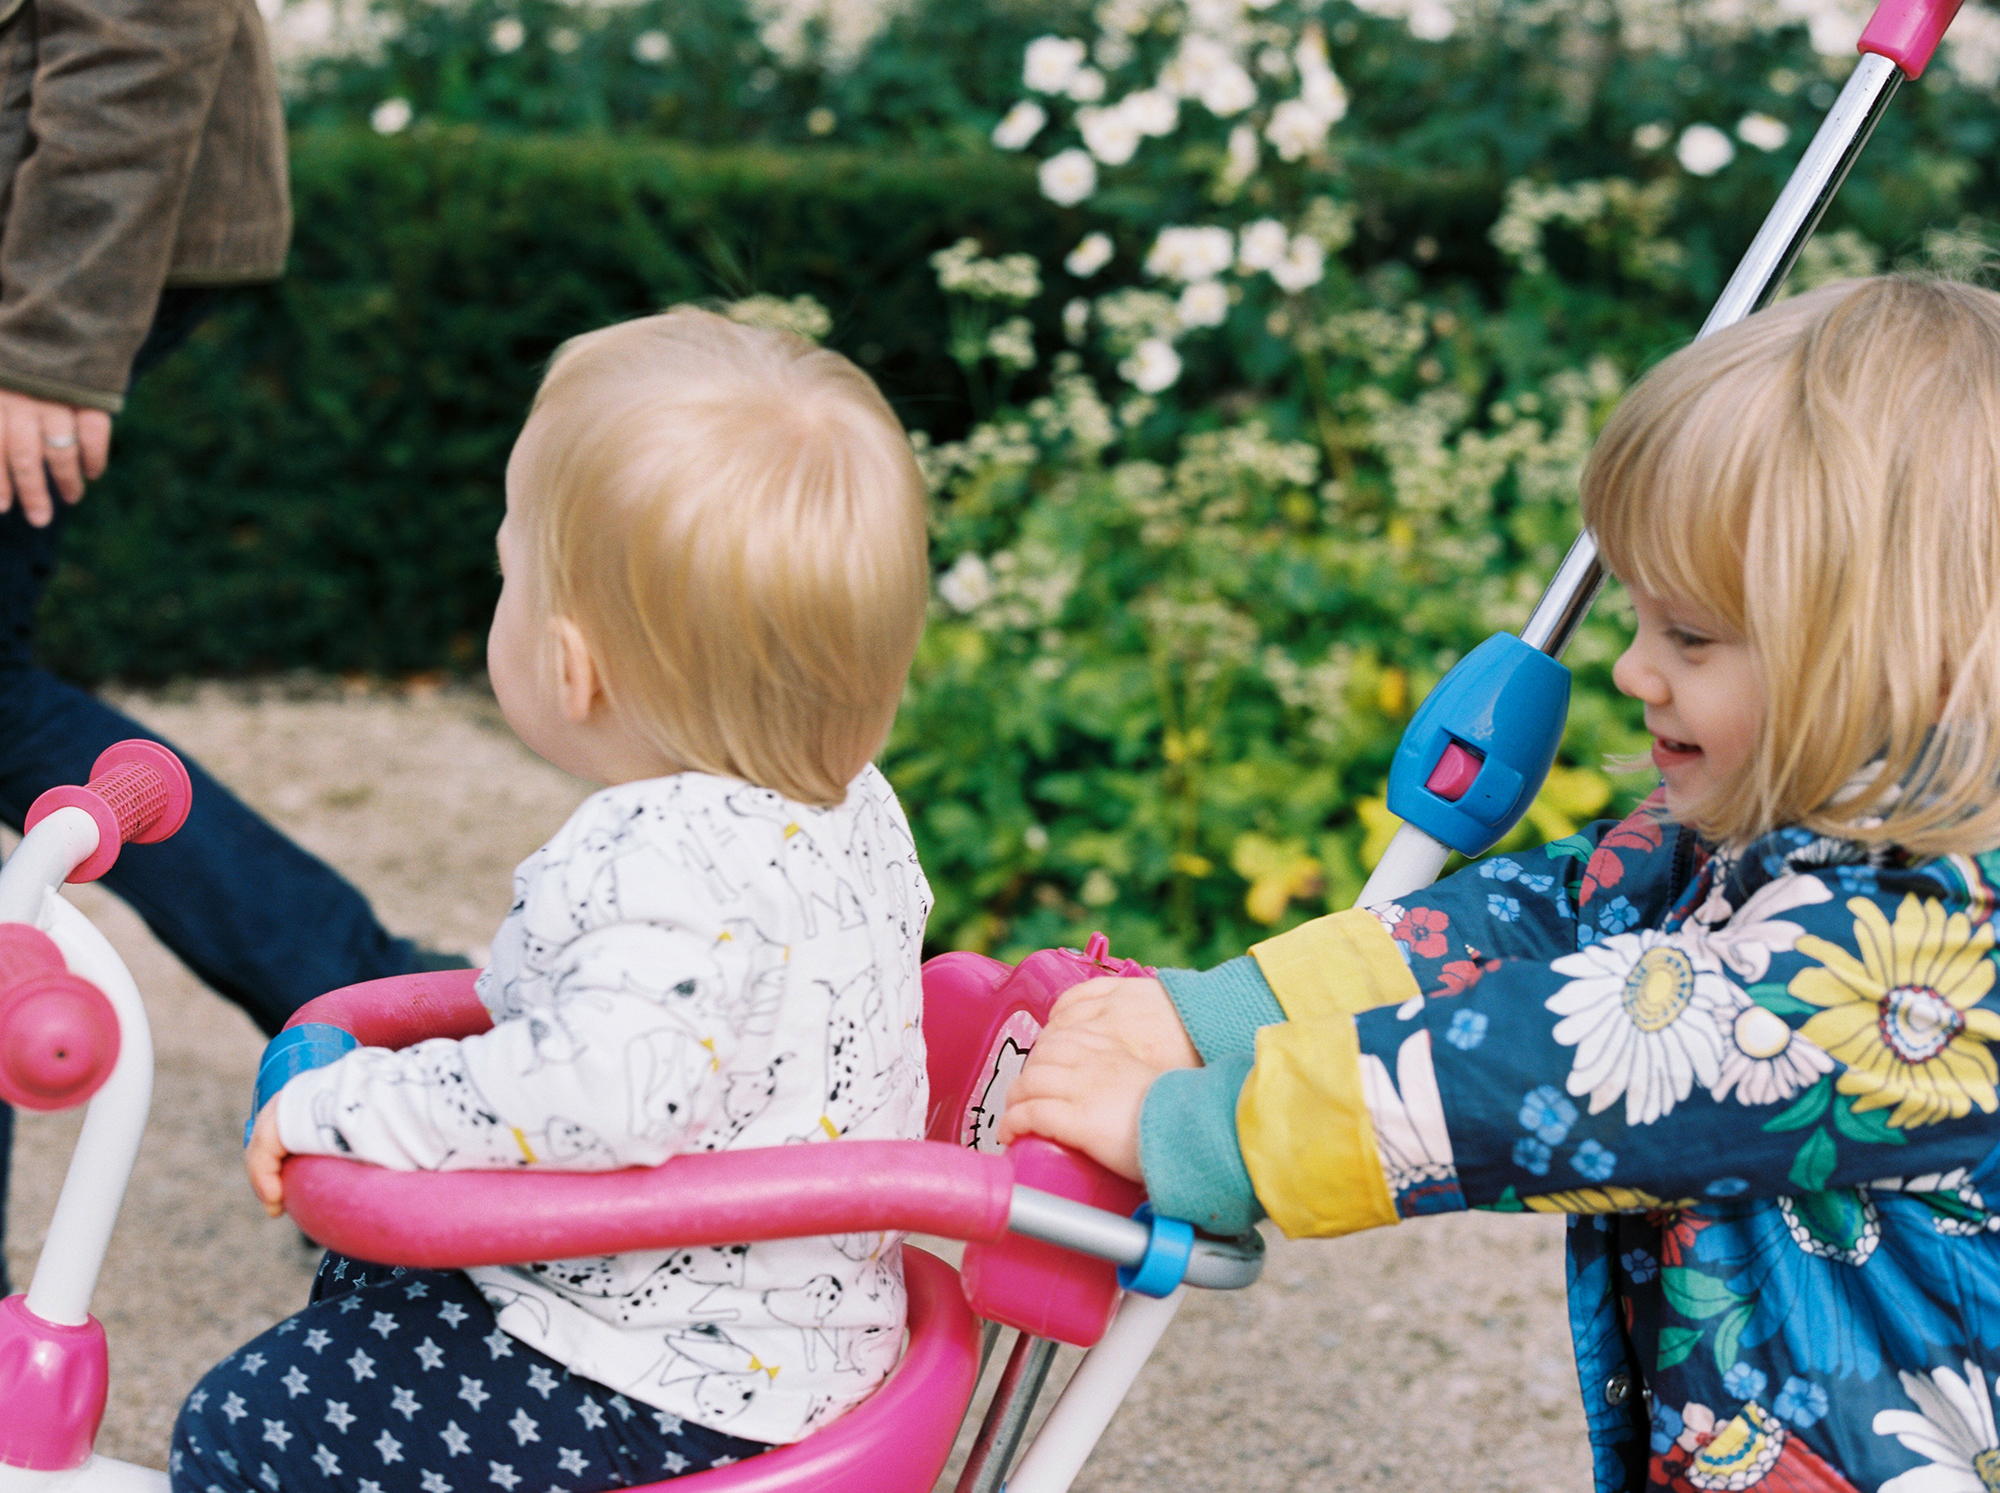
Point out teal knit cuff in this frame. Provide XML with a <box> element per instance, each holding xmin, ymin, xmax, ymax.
<box><xmin>1157</xmin><ymin>957</ymin><xmax>1286</xmax><ymax>1062</ymax></box>
<box><xmin>1139</xmin><ymin>1053</ymin><xmax>1264</xmax><ymax>1236</ymax></box>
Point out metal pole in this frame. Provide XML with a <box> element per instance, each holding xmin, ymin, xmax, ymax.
<box><xmin>955</xmin><ymin>1331</ymin><xmax>1062</xmax><ymax>1493</ymax></box>
<box><xmin>1515</xmin><ymin>49</ymin><xmax>1904</xmax><ymax>665</ymax></box>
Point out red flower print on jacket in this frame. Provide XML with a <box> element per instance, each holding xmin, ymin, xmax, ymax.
<box><xmin>1647</xmin><ymin>1404</ymin><xmax>1858</xmax><ymax>1493</ymax></box>
<box><xmin>1647</xmin><ymin>1210</ymin><xmax>1711</xmax><ymax>1269</ymax></box>
<box><xmin>1436</xmin><ymin>957</ymin><xmax>1487</xmax><ymax>997</ymax></box>
<box><xmin>1581</xmin><ymin>800</ymin><xmax>1668</xmax><ymax>909</ymax></box>
<box><xmin>1392</xmin><ymin>906</ymin><xmax>1450</xmax><ymax>959</ymax></box>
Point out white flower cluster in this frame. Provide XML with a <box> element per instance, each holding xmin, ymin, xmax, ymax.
<box><xmin>938</xmin><ymin>543</ymin><xmax>1084</xmax><ymax>632</ymax></box>
<box><xmin>1489</xmin><ymin>175</ymin><xmax>1682</xmax><ymax>282</ymax></box>
<box><xmin>975</xmin><ymin>0</ymin><xmax>1375</xmax><ymax>392</ymax></box>
<box><xmin>1009</xmin><ymin>2</ymin><xmax>1354</xmax><ymax>216</ymax></box>
<box><xmin>724</xmin><ymin>293</ymin><xmax>834</xmax><ymax>343</ymax></box>
<box><xmin>930</xmin><ymin>238</ymin><xmax>1042</xmax><ymax>302</ymax></box>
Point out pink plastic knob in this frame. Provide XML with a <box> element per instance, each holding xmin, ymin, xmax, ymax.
<box><xmin>0</xmin><ymin>1295</ymin><xmax>109</xmax><ymax>1470</ymax></box>
<box><xmin>24</xmin><ymin>740</ymin><xmax>193</xmax><ymax>884</ymax></box>
<box><xmin>1858</xmin><ymin>0</ymin><xmax>1965</xmax><ymax>78</ymax></box>
<box><xmin>0</xmin><ymin>926</ymin><xmax>119</xmax><ymax>1112</ymax></box>
<box><xmin>1424</xmin><ymin>741</ymin><xmax>1485</xmax><ymax>803</ymax></box>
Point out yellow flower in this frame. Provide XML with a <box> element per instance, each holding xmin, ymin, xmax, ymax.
<box><xmin>1522</xmin><ymin>1186</ymin><xmax>1686</xmax><ymax>1214</ymax></box>
<box><xmin>1792</xmin><ymin>895</ymin><xmax>2000</xmax><ymax>1129</ymax></box>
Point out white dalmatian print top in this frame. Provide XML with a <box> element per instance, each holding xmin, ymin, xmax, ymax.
<box><xmin>275</xmin><ymin>766</ymin><xmax>932</xmax><ymax>1445</ymax></box>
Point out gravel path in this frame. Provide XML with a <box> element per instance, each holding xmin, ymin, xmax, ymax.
<box><xmin>3</xmin><ymin>680</ymin><xmax>1591</xmax><ymax>1490</ymax></box>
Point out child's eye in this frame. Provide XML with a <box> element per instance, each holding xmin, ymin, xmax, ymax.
<box><xmin>1668</xmin><ymin>628</ymin><xmax>1711</xmax><ymax>650</ymax></box>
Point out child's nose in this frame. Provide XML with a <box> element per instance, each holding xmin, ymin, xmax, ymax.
<box><xmin>1612</xmin><ymin>643</ymin><xmax>1667</xmax><ymax>704</ymax></box>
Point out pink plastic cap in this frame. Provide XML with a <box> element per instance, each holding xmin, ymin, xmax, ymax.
<box><xmin>0</xmin><ymin>926</ymin><xmax>118</xmax><ymax>1112</ymax></box>
<box><xmin>1424</xmin><ymin>741</ymin><xmax>1484</xmax><ymax>803</ymax></box>
<box><xmin>24</xmin><ymin>740</ymin><xmax>193</xmax><ymax>883</ymax></box>
<box><xmin>1858</xmin><ymin>0</ymin><xmax>1965</xmax><ymax>78</ymax></box>
<box><xmin>0</xmin><ymin>1295</ymin><xmax>108</xmax><ymax>1470</ymax></box>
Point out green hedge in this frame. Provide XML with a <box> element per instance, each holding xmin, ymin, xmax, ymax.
<box><xmin>43</xmin><ymin>101</ymin><xmax>1998</xmax><ymax>683</ymax></box>
<box><xmin>41</xmin><ymin>132</ymin><xmax>1094</xmax><ymax>680</ymax></box>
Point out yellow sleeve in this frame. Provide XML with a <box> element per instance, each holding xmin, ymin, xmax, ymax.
<box><xmin>1250</xmin><ymin>907</ymin><xmax>1419</xmax><ymax>1020</ymax></box>
<box><xmin>1237</xmin><ymin>908</ymin><xmax>1416</xmax><ymax>1238</ymax></box>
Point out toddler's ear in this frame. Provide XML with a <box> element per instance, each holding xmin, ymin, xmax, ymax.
<box><xmin>550</xmin><ymin>615</ymin><xmax>604</xmax><ymax>723</ymax></box>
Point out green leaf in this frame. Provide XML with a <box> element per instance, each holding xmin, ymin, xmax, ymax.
<box><xmin>1748</xmin><ymin>982</ymin><xmax>1817</xmax><ymax>1018</ymax></box>
<box><xmin>1545</xmin><ymin>834</ymin><xmax>1595</xmax><ymax>863</ymax></box>
<box><xmin>1789</xmin><ymin>1128</ymin><xmax>1839</xmax><ymax>1192</ymax></box>
<box><xmin>1831</xmin><ymin>1093</ymin><xmax>1907</xmax><ymax>1146</ymax></box>
<box><xmin>1487</xmin><ymin>1186</ymin><xmax>1525</xmax><ymax>1214</ymax></box>
<box><xmin>1713</xmin><ymin>1302</ymin><xmax>1753</xmax><ymax>1373</ymax></box>
<box><xmin>1761</xmin><ymin>1079</ymin><xmax>1832</xmax><ymax>1133</ymax></box>
<box><xmin>1661</xmin><ymin>1266</ymin><xmax>1741</xmax><ymax>1321</ymax></box>
<box><xmin>1656</xmin><ymin>1326</ymin><xmax>1703</xmax><ymax>1371</ymax></box>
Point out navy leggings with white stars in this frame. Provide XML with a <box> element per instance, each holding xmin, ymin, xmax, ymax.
<box><xmin>170</xmin><ymin>1254</ymin><xmax>769</xmax><ymax>1493</ymax></box>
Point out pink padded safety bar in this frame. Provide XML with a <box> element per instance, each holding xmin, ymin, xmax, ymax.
<box><xmin>283</xmin><ymin>967</ymin><xmax>493</xmax><ymax>1044</ymax></box>
<box><xmin>284</xmin><ymin>1139</ymin><xmax>1017</xmax><ymax>1269</ymax></box>
<box><xmin>661</xmin><ymin>1247</ymin><xmax>980</xmax><ymax>1493</ymax></box>
<box><xmin>1858</xmin><ymin>0</ymin><xmax>1965</xmax><ymax>78</ymax></box>
<box><xmin>280</xmin><ymin>968</ymin><xmax>1018</xmax><ymax>1265</ymax></box>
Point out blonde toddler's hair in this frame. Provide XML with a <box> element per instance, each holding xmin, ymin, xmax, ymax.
<box><xmin>1583</xmin><ymin>275</ymin><xmax>2000</xmax><ymax>854</ymax></box>
<box><xmin>514</xmin><ymin>307</ymin><xmax>930</xmax><ymax>807</ymax></box>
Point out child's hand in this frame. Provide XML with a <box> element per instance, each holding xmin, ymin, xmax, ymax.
<box><xmin>997</xmin><ymin>1025</ymin><xmax>1162</xmax><ymax>1182</ymax></box>
<box><xmin>245</xmin><ymin>1100</ymin><xmax>290</xmax><ymax>1218</ymax></box>
<box><xmin>1040</xmin><ymin>976</ymin><xmax>1200</xmax><ymax>1072</ymax></box>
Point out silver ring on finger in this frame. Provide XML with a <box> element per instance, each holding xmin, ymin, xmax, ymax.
<box><xmin>43</xmin><ymin>432</ymin><xmax>76</xmax><ymax>450</ymax></box>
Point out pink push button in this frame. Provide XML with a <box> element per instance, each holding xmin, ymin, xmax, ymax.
<box><xmin>1425</xmin><ymin>742</ymin><xmax>1485</xmax><ymax>802</ymax></box>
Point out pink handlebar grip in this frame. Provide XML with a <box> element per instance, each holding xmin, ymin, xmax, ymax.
<box><xmin>0</xmin><ymin>925</ymin><xmax>119</xmax><ymax>1112</ymax></box>
<box><xmin>1859</xmin><ymin>0</ymin><xmax>1965</xmax><ymax>78</ymax></box>
<box><xmin>282</xmin><ymin>1140</ymin><xmax>1018</xmax><ymax>1269</ymax></box>
<box><xmin>23</xmin><ymin>740</ymin><xmax>193</xmax><ymax>884</ymax></box>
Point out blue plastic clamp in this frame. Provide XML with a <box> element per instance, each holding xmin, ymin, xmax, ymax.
<box><xmin>245</xmin><ymin>1022</ymin><xmax>359</xmax><ymax>1146</ymax></box>
<box><xmin>1116</xmin><ymin>1203</ymin><xmax>1195</xmax><ymax>1299</ymax></box>
<box><xmin>1386</xmin><ymin>632</ymin><xmax>1572</xmax><ymax>858</ymax></box>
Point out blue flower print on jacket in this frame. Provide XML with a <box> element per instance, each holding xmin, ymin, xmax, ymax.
<box><xmin>1774</xmin><ymin>1375</ymin><xmax>1828</xmax><ymax>1429</ymax></box>
<box><xmin>1690</xmin><ymin>1194</ymin><xmax>1966</xmax><ymax>1381</ymax></box>
<box><xmin>1445</xmin><ymin>1010</ymin><xmax>1488</xmax><ymax>1051</ymax></box>
<box><xmin>1520</xmin><ymin>1085</ymin><xmax>1578</xmax><ymax>1144</ymax></box>
<box><xmin>1317</xmin><ymin>801</ymin><xmax>2000</xmax><ymax>1492</ymax></box>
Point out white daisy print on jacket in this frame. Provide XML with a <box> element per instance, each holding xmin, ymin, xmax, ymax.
<box><xmin>1360</xmin><ymin>1029</ymin><xmax>1456</xmax><ymax>1204</ymax></box>
<box><xmin>1873</xmin><ymin>1358</ymin><xmax>2000</xmax><ymax>1491</ymax></box>
<box><xmin>1546</xmin><ymin>930</ymin><xmax>1743</xmax><ymax>1125</ymax></box>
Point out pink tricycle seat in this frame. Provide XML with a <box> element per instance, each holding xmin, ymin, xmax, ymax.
<box><xmin>280</xmin><ymin>938</ymin><xmax>1153</xmax><ymax>1493</ymax></box>
<box><xmin>668</xmin><ymin>1246</ymin><xmax>978</xmax><ymax>1493</ymax></box>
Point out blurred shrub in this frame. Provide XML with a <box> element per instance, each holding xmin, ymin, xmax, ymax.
<box><xmin>39</xmin><ymin>130</ymin><xmax>1080</xmax><ymax>680</ymax></box>
<box><xmin>45</xmin><ymin>0</ymin><xmax>2000</xmax><ymax>959</ymax></box>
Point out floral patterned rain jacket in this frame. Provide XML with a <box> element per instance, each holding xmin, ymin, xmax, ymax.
<box><xmin>1160</xmin><ymin>799</ymin><xmax>2000</xmax><ymax>1492</ymax></box>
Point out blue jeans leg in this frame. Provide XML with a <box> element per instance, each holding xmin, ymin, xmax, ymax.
<box><xmin>0</xmin><ymin>498</ymin><xmax>423</xmax><ymax>1295</ymax></box>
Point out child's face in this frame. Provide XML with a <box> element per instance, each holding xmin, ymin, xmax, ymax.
<box><xmin>1611</xmin><ymin>584</ymin><xmax>1762</xmax><ymax>823</ymax></box>
<box><xmin>488</xmin><ymin>425</ymin><xmax>583</xmax><ymax>777</ymax></box>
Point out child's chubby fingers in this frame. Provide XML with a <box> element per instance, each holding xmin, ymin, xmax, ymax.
<box><xmin>245</xmin><ymin>1100</ymin><xmax>291</xmax><ymax>1218</ymax></box>
<box><xmin>1044</xmin><ymin>975</ymin><xmax>1199</xmax><ymax>1072</ymax></box>
<box><xmin>996</xmin><ymin>1027</ymin><xmax>1152</xmax><ymax>1180</ymax></box>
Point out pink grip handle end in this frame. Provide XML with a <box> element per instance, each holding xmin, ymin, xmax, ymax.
<box><xmin>23</xmin><ymin>740</ymin><xmax>193</xmax><ymax>883</ymax></box>
<box><xmin>0</xmin><ymin>925</ymin><xmax>119</xmax><ymax>1112</ymax></box>
<box><xmin>1859</xmin><ymin>0</ymin><xmax>1965</xmax><ymax>78</ymax></box>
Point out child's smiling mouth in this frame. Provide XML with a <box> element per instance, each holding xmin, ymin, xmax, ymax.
<box><xmin>1651</xmin><ymin>735</ymin><xmax>1703</xmax><ymax>769</ymax></box>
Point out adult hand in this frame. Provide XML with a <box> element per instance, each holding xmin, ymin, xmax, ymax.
<box><xmin>997</xmin><ymin>1024</ymin><xmax>1160</xmax><ymax>1181</ymax></box>
<box><xmin>1040</xmin><ymin>976</ymin><xmax>1200</xmax><ymax>1073</ymax></box>
<box><xmin>0</xmin><ymin>388</ymin><xmax>112</xmax><ymax>527</ymax></box>
<box><xmin>245</xmin><ymin>1099</ymin><xmax>291</xmax><ymax>1218</ymax></box>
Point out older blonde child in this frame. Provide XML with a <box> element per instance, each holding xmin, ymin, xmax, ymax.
<box><xmin>1005</xmin><ymin>275</ymin><xmax>2000</xmax><ymax>1493</ymax></box>
<box><xmin>174</xmin><ymin>308</ymin><xmax>933</xmax><ymax>1492</ymax></box>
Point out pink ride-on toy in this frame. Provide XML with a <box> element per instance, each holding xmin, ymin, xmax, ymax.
<box><xmin>0</xmin><ymin>743</ymin><xmax>1264</xmax><ymax>1493</ymax></box>
<box><xmin>0</xmin><ymin>7</ymin><xmax>1975</xmax><ymax>1484</ymax></box>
